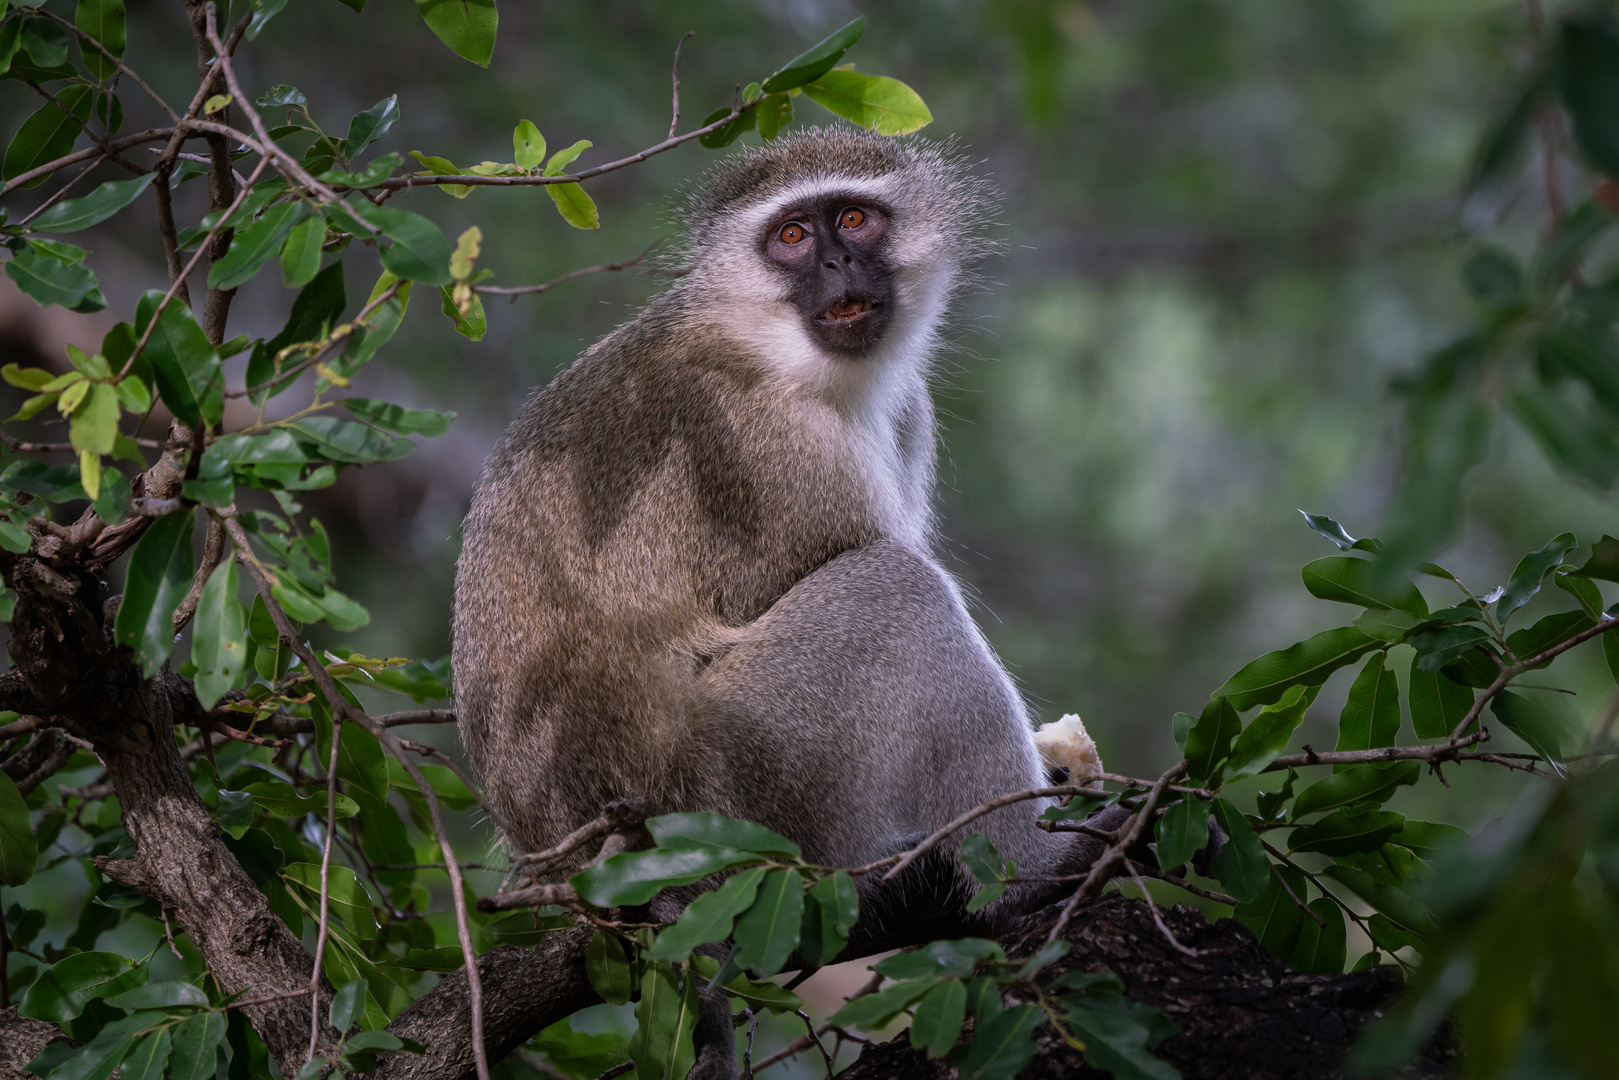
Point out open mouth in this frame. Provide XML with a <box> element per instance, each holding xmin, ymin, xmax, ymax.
<box><xmin>819</xmin><ymin>297</ymin><xmax>878</xmax><ymax>323</ymax></box>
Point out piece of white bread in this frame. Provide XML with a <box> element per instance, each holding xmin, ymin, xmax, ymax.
<box><xmin>1032</xmin><ymin>714</ymin><xmax>1103</xmax><ymax>784</ymax></box>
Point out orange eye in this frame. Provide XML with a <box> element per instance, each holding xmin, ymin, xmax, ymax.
<box><xmin>840</xmin><ymin>207</ymin><xmax>865</xmax><ymax>228</ymax></box>
<box><xmin>779</xmin><ymin>222</ymin><xmax>807</xmax><ymax>244</ymax></box>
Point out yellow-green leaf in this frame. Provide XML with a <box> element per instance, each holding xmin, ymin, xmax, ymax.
<box><xmin>78</xmin><ymin>449</ymin><xmax>101</xmax><ymax>501</ymax></box>
<box><xmin>512</xmin><ymin>120</ymin><xmax>544</xmax><ymax>171</ymax></box>
<box><xmin>547</xmin><ymin>182</ymin><xmax>599</xmax><ymax>229</ymax></box>
<box><xmin>801</xmin><ymin>71</ymin><xmax>933</xmax><ymax>135</ymax></box>
<box><xmin>69</xmin><ymin>382</ymin><xmax>119</xmax><ymax>455</ymax></box>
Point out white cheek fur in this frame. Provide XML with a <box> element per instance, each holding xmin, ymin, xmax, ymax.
<box><xmin>684</xmin><ymin>171</ymin><xmax>958</xmax><ymax>551</ymax></box>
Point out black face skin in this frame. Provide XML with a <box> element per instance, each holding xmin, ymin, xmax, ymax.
<box><xmin>762</xmin><ymin>196</ymin><xmax>894</xmax><ymax>356</ymax></box>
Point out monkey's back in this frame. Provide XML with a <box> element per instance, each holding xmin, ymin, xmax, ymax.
<box><xmin>453</xmin><ymin>299</ymin><xmax>888</xmax><ymax>859</ymax></box>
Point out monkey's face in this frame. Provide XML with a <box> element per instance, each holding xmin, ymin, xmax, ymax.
<box><xmin>762</xmin><ymin>197</ymin><xmax>895</xmax><ymax>357</ymax></box>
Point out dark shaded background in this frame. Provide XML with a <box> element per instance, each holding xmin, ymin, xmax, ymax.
<box><xmin>4</xmin><ymin>0</ymin><xmax>1612</xmax><ymax>825</ymax></box>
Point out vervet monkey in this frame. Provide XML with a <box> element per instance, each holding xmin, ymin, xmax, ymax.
<box><xmin>453</xmin><ymin>128</ymin><xmax>1112</xmax><ymax>1069</ymax></box>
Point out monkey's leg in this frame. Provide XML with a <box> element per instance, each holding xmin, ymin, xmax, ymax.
<box><xmin>695</xmin><ymin>538</ymin><xmax>1107</xmax><ymax>930</ymax></box>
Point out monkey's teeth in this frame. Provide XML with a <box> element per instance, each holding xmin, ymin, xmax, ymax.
<box><xmin>824</xmin><ymin>298</ymin><xmax>875</xmax><ymax>321</ymax></box>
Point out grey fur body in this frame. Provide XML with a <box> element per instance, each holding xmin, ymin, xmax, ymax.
<box><xmin>454</xmin><ymin>128</ymin><xmax>1081</xmax><ymax>931</ymax></box>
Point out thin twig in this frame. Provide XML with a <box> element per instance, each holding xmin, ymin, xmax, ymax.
<box><xmin>397</xmin><ymin>737</ymin><xmax>509</xmax><ymax>833</ymax></box>
<box><xmin>473</xmin><ymin>244</ymin><xmax>659</xmax><ymax>301</ymax></box>
<box><xmin>1128</xmin><ymin>868</ymin><xmax>1200</xmax><ymax>957</ymax></box>
<box><xmin>27</xmin><ymin>8</ymin><xmax>182</xmax><ymax>122</ymax></box>
<box><xmin>226</xmin><ymin>516</ymin><xmax>491</xmax><ymax>1080</ymax></box>
<box><xmin>364</xmin><ymin>104</ymin><xmax>750</xmax><ymax>193</ymax></box>
<box><xmin>1122</xmin><ymin>857</ymin><xmax>1237</xmax><ymax>906</ymax></box>
<box><xmin>1449</xmin><ymin>618</ymin><xmax>1619</xmax><ymax>742</ymax></box>
<box><xmin>1267</xmin><ymin>730</ymin><xmax>1487</xmax><ymax>772</ymax></box>
<box><xmin>0</xmin><ymin>129</ymin><xmax>174</xmax><ymax>195</ymax></box>
<box><xmin>14</xmin><ymin>153</ymin><xmax>109</xmax><ymax>228</ymax></box>
<box><xmin>1044</xmin><ymin>763</ymin><xmax>1185</xmax><ymax>947</ymax></box>
<box><xmin>669</xmin><ymin>32</ymin><xmax>695</xmax><ymax>140</ymax></box>
<box><xmin>876</xmin><ymin>785</ymin><xmax>1096</xmax><ymax>882</ymax></box>
<box><xmin>116</xmin><ymin>155</ymin><xmax>270</xmax><ymax>381</ymax></box>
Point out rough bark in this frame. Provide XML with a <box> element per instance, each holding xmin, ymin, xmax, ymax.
<box><xmin>839</xmin><ymin>894</ymin><xmax>1457</xmax><ymax>1080</ymax></box>
<box><xmin>0</xmin><ymin>1007</ymin><xmax>70</xmax><ymax>1080</ymax></box>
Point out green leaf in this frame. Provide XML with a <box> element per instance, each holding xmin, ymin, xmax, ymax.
<box><xmin>585</xmin><ymin>930</ymin><xmax>635</xmax><ymax>1006</ymax></box>
<box><xmin>69</xmin><ymin>383</ymin><xmax>118</xmax><ymax>456</ymax></box>
<box><xmin>312</xmin><ymin>702</ymin><xmax>388</xmax><ymax>799</ymax></box>
<box><xmin>831</xmin><ymin>976</ymin><xmax>942</xmax><ymax>1029</ymax></box>
<box><xmin>512</xmin><ymin>119</ymin><xmax>544</xmax><ymax>171</ymax></box>
<box><xmin>330</xmin><ymin>978</ymin><xmax>368</xmax><ymax>1032</ymax></box>
<box><xmin>910</xmin><ymin>978</ymin><xmax>966</xmax><ymax>1059</ymax></box>
<box><xmin>1572</xmin><ymin>535</ymin><xmax>1619</xmax><ymax>582</ymax></box>
<box><xmin>1409</xmin><ymin>623</ymin><xmax>1493</xmax><ymax>673</ymax></box>
<box><xmin>1490</xmin><ymin>690</ymin><xmax>1571</xmax><ymax>767</ymax></box>
<box><xmin>437</xmin><ymin>283</ymin><xmax>486</xmax><ymax>340</ymax></box>
<box><xmin>248</xmin><ymin>260</ymin><xmax>348</xmax><ymax>400</ymax></box>
<box><xmin>290</xmin><ymin>416</ymin><xmax>416</xmax><ymax>464</ymax></box>
<box><xmin>21</xmin><ymin>952</ymin><xmax>146</xmax><ymax>1022</ymax></box>
<box><xmin>1553</xmin><ymin>570</ymin><xmax>1605</xmax><ymax>621</ymax></box>
<box><xmin>761</xmin><ymin>16</ymin><xmax>866</xmax><ymax>93</ymax></box>
<box><xmin>209</xmin><ymin>202</ymin><xmax>308</xmax><ymax>290</ymax></box>
<box><xmin>168</xmin><ymin>1012</ymin><xmax>226</xmax><ymax>1080</ymax></box>
<box><xmin>757</xmin><ymin>92</ymin><xmax>794</xmax><ymax>140</ymax></box>
<box><xmin>1183</xmin><ymin>695</ymin><xmax>1240</xmax><ymax>784</ymax></box>
<box><xmin>1511</xmin><ymin>383</ymin><xmax>1619</xmax><ymax>488</ymax></box>
<box><xmin>1301</xmin><ymin>557</ymin><xmax>1428</xmax><ymax>616</ymax></box>
<box><xmin>74</xmin><ymin>0</ymin><xmax>125</xmax><ymax>80</ymax></box>
<box><xmin>732</xmin><ymin>868</ymin><xmax>804</xmax><ymax>976</ymax></box>
<box><xmin>112</xmin><ymin>508</ymin><xmax>195</xmax><ymax>676</ymax></box>
<box><xmin>1063</xmin><ymin>994</ymin><xmax>1179</xmax><ymax>1080</ymax></box>
<box><xmin>572</xmin><ymin>846</ymin><xmax>757</xmax><ymax>907</ymax></box>
<box><xmin>415</xmin><ymin>0</ymin><xmax>496</xmax><ymax>67</ymax></box>
<box><xmin>1378</xmin><ymin>376</ymin><xmax>1489</xmax><ymax>572</ymax></box>
<box><xmin>697</xmin><ymin>105</ymin><xmax>757</xmax><ymax>149</ymax></box>
<box><xmin>1407</xmin><ymin>657</ymin><xmax>1475</xmax><ymax>739</ymax></box>
<box><xmin>106</xmin><ymin>981</ymin><xmax>208</xmax><ymax>1009</ymax></box>
<box><xmin>3</xmin><ymin>84</ymin><xmax>93</xmax><ymax>186</ymax></box>
<box><xmin>542</xmin><ymin>139</ymin><xmax>592</xmax><ymax>177</ymax></box>
<box><xmin>1321</xmin><ymin>863</ymin><xmax>1432</xmax><ymax>935</ymax></box>
<box><xmin>282</xmin><ymin>862</ymin><xmax>378</xmax><ymax>940</ymax></box>
<box><xmin>1289</xmin><ymin>810</ymin><xmax>1404</xmax><ymax>857</ymax></box>
<box><xmin>648</xmin><ymin>867</ymin><xmax>766</xmax><ymax>963</ymax></box>
<box><xmin>1537</xmin><ymin>327</ymin><xmax>1619</xmax><ymax>419</ymax></box>
<box><xmin>1209</xmin><ymin>798</ymin><xmax>1269</xmax><ymax>903</ymax></box>
<box><xmin>878</xmin><ymin>939</ymin><xmax>1004</xmax><ymax>980</ymax></box>
<box><xmin>546</xmin><ymin>182</ymin><xmax>600</xmax><ymax>230</ymax></box>
<box><xmin>280</xmin><ymin>212</ymin><xmax>326</xmax><ymax>288</ymax></box>
<box><xmin>1335</xmin><ymin>651</ymin><xmax>1401</xmax><ymax>756</ymax></box>
<box><xmin>5</xmin><ymin>240</ymin><xmax>105</xmax><ymax>311</ymax></box>
<box><xmin>1291</xmin><ymin>761</ymin><xmax>1420</xmax><ymax>819</ymax></box>
<box><xmin>1460</xmin><ymin>244</ymin><xmax>1526</xmax><ymax>306</ymax></box>
<box><xmin>120</xmin><ymin>1029</ymin><xmax>172</xmax><ymax>1080</ymax></box>
<box><xmin>0</xmin><ymin>20</ymin><xmax>18</xmax><ymax>79</ymax></box>
<box><xmin>114</xmin><ymin>374</ymin><xmax>151</xmax><ymax>414</ymax></box>
<box><xmin>0</xmin><ymin>772</ymin><xmax>37</xmax><ymax>886</ymax></box>
<box><xmin>407</xmin><ymin>150</ymin><xmax>470</xmax><ymax>197</ymax></box>
<box><xmin>1234</xmin><ymin>866</ymin><xmax>1307</xmax><ymax>960</ymax></box>
<box><xmin>242</xmin><ymin>779</ymin><xmax>358</xmax><ymax>819</ymax></box>
<box><xmin>1287</xmin><ymin>898</ymin><xmax>1346</xmax><ymax>975</ymax></box>
<box><xmin>352</xmin><ymin>204</ymin><xmax>453</xmax><ymax>285</ymax></box>
<box><xmin>648</xmin><ymin>812</ymin><xmax>802</xmax><ymax>858</ymax></box>
<box><xmin>1558</xmin><ymin>15</ymin><xmax>1619</xmax><ymax>178</ymax></box>
<box><xmin>192</xmin><ymin>561</ymin><xmax>247</xmax><ymax>708</ymax></box>
<box><xmin>30</xmin><ymin>173</ymin><xmax>153</xmax><ymax>233</ymax></box>
<box><xmin>1497</xmin><ymin>533</ymin><xmax>1580</xmax><ymax>624</ymax></box>
<box><xmin>339</xmin><ymin>398</ymin><xmax>454</xmax><ymax>437</ymax></box>
<box><xmin>1506</xmin><ymin>610</ymin><xmax>1593</xmax><ymax>666</ymax></box>
<box><xmin>1226</xmin><ymin>684</ymin><xmax>1317</xmax><ymax>782</ymax></box>
<box><xmin>1300</xmin><ymin>511</ymin><xmax>1358</xmax><ymax>550</ymax></box>
<box><xmin>21</xmin><ymin>15</ymin><xmax>68</xmax><ymax>67</ymax></box>
<box><xmin>629</xmin><ymin>960</ymin><xmax>698</xmax><ymax>1080</ymax></box>
<box><xmin>1212</xmin><ymin>627</ymin><xmax>1380</xmax><ymax>712</ymax></box>
<box><xmin>954</xmin><ymin>1004</ymin><xmax>1042</xmax><ymax>1080</ymax></box>
<box><xmin>134</xmin><ymin>290</ymin><xmax>223</xmax><ymax>426</ymax></box>
<box><xmin>1389</xmin><ymin>820</ymin><xmax>1467</xmax><ymax>861</ymax></box>
<box><xmin>344</xmin><ymin>95</ymin><xmax>399</xmax><ymax>159</ymax></box>
<box><xmin>1154</xmin><ymin>796</ymin><xmax>1209</xmax><ymax>874</ymax></box>
<box><xmin>801</xmin><ymin>71</ymin><xmax>933</xmax><ymax>135</ymax></box>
